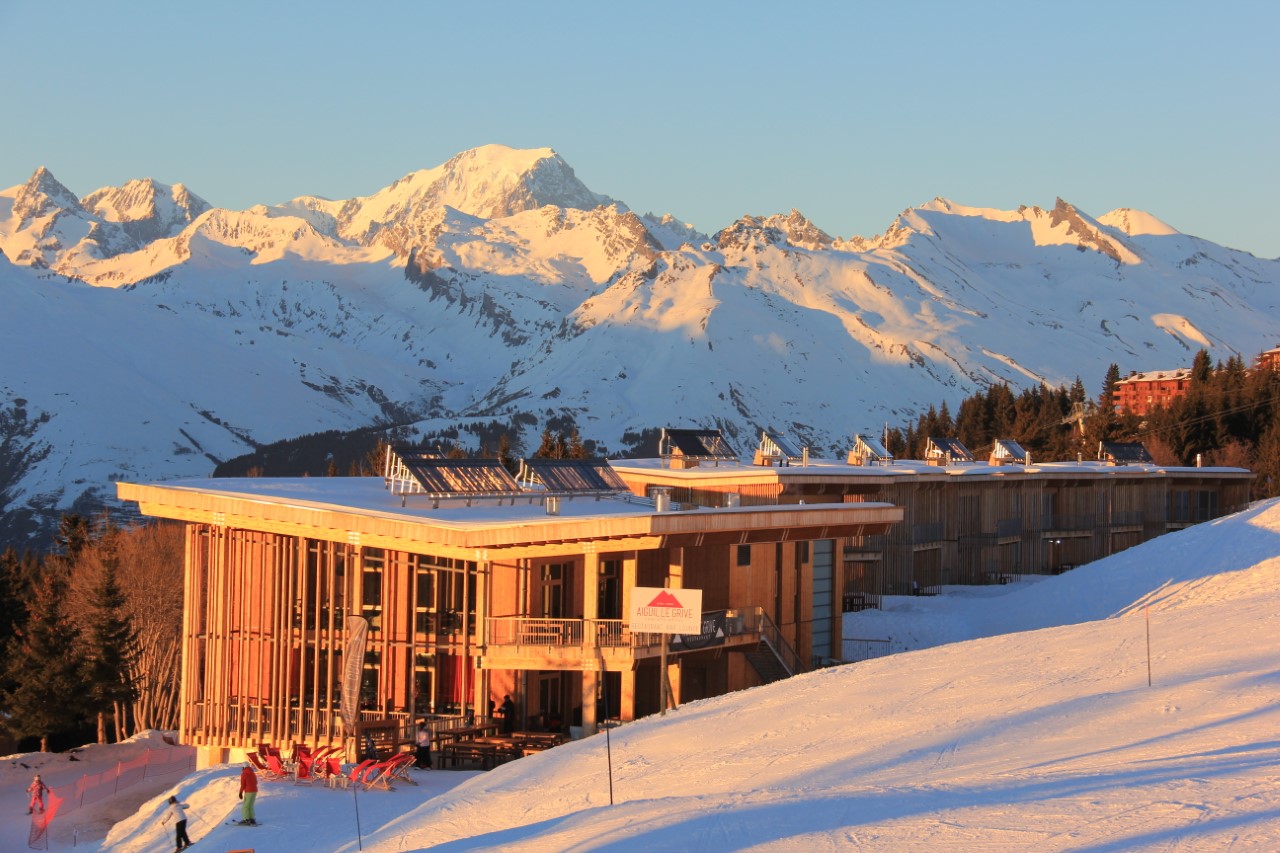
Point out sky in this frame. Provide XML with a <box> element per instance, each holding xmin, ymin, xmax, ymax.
<box><xmin>6</xmin><ymin>497</ymin><xmax>1280</xmax><ymax>851</ymax></box>
<box><xmin>1</xmin><ymin>1</ymin><xmax>1277</xmax><ymax>259</ymax></box>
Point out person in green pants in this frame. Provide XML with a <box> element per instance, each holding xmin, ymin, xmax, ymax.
<box><xmin>237</xmin><ymin>764</ymin><xmax>259</xmax><ymax>825</ymax></box>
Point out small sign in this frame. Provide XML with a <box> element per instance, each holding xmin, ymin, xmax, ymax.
<box><xmin>630</xmin><ymin>586</ymin><xmax>703</xmax><ymax>633</ymax></box>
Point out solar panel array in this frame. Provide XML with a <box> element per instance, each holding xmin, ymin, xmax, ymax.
<box><xmin>926</xmin><ymin>437</ymin><xmax>974</xmax><ymax>462</ymax></box>
<box><xmin>395</xmin><ymin>455</ymin><xmax>524</xmax><ymax>497</ymax></box>
<box><xmin>661</xmin><ymin>428</ymin><xmax>739</xmax><ymax>460</ymax></box>
<box><xmin>991</xmin><ymin>438</ymin><xmax>1029</xmax><ymax>463</ymax></box>
<box><xmin>853</xmin><ymin>433</ymin><xmax>893</xmax><ymax>461</ymax></box>
<box><xmin>521</xmin><ymin>458</ymin><xmax>629</xmax><ymax>493</ymax></box>
<box><xmin>1099</xmin><ymin>441</ymin><xmax>1155</xmax><ymax>464</ymax></box>
<box><xmin>759</xmin><ymin>430</ymin><xmax>803</xmax><ymax>461</ymax></box>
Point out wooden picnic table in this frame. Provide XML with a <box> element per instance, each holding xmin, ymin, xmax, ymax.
<box><xmin>439</xmin><ymin>740</ymin><xmax>519</xmax><ymax>770</ymax></box>
<box><xmin>434</xmin><ymin>723</ymin><xmax>500</xmax><ymax>746</ymax></box>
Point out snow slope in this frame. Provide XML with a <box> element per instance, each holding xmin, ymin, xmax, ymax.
<box><xmin>5</xmin><ymin>498</ymin><xmax>1279</xmax><ymax>851</ymax></box>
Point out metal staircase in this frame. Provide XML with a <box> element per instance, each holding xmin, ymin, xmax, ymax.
<box><xmin>743</xmin><ymin>611</ymin><xmax>806</xmax><ymax>685</ymax></box>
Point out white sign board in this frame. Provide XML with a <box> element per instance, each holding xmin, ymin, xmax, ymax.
<box><xmin>630</xmin><ymin>586</ymin><xmax>703</xmax><ymax>633</ymax></box>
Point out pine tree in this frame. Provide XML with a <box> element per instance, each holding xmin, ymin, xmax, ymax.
<box><xmin>1</xmin><ymin>570</ymin><xmax>89</xmax><ymax>751</ymax></box>
<box><xmin>81</xmin><ymin>548</ymin><xmax>139</xmax><ymax>744</ymax></box>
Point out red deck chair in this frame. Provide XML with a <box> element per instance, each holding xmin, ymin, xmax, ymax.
<box><xmin>247</xmin><ymin>751</ymin><xmax>284</xmax><ymax>780</ymax></box>
<box><xmin>324</xmin><ymin>756</ymin><xmax>345</xmax><ymax>788</ymax></box>
<box><xmin>365</xmin><ymin>753</ymin><xmax>417</xmax><ymax>791</ymax></box>
<box><xmin>344</xmin><ymin>759</ymin><xmax>377</xmax><ymax>789</ymax></box>
<box><xmin>266</xmin><ymin>753</ymin><xmax>289</xmax><ymax>779</ymax></box>
<box><xmin>293</xmin><ymin>755</ymin><xmax>315</xmax><ymax>786</ymax></box>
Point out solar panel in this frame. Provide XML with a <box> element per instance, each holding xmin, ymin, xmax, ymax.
<box><xmin>927</xmin><ymin>437</ymin><xmax>973</xmax><ymax>462</ymax></box>
<box><xmin>661</xmin><ymin>428</ymin><xmax>738</xmax><ymax>460</ymax></box>
<box><xmin>522</xmin><ymin>459</ymin><xmax>629</xmax><ymax>493</ymax></box>
<box><xmin>854</xmin><ymin>433</ymin><xmax>892</xmax><ymax>460</ymax></box>
<box><xmin>1099</xmin><ymin>441</ymin><xmax>1154</xmax><ymax>464</ymax></box>
<box><xmin>760</xmin><ymin>430</ymin><xmax>803</xmax><ymax>460</ymax></box>
<box><xmin>396</xmin><ymin>456</ymin><xmax>523</xmax><ymax>496</ymax></box>
<box><xmin>992</xmin><ymin>439</ymin><xmax>1028</xmax><ymax>462</ymax></box>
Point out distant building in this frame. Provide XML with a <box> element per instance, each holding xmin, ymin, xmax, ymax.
<box><xmin>1256</xmin><ymin>344</ymin><xmax>1280</xmax><ymax>372</ymax></box>
<box><xmin>1113</xmin><ymin>368</ymin><xmax>1192</xmax><ymax>416</ymax></box>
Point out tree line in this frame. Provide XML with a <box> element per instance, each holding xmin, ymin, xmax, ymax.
<box><xmin>0</xmin><ymin>516</ymin><xmax>184</xmax><ymax>752</ymax></box>
<box><xmin>884</xmin><ymin>350</ymin><xmax>1280</xmax><ymax>500</ymax></box>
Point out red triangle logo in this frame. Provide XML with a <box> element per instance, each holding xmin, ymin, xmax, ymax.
<box><xmin>646</xmin><ymin>590</ymin><xmax>684</xmax><ymax>608</ymax></box>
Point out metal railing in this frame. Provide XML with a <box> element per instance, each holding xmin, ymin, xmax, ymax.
<box><xmin>756</xmin><ymin>610</ymin><xmax>806</xmax><ymax>677</ymax></box>
<box><xmin>842</xmin><ymin>637</ymin><xmax>894</xmax><ymax>663</ymax></box>
<box><xmin>487</xmin><ymin>616</ymin><xmax>667</xmax><ymax>649</ymax></box>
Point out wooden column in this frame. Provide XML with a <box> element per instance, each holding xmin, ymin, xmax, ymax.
<box><xmin>620</xmin><ymin>552</ymin><xmax>638</xmax><ymax>722</ymax></box>
<box><xmin>581</xmin><ymin>550</ymin><xmax>600</xmax><ymax>735</ymax></box>
<box><xmin>665</xmin><ymin>547</ymin><xmax>683</xmax><ymax>711</ymax></box>
<box><xmin>476</xmin><ymin>557</ymin><xmax>490</xmax><ymax>722</ymax></box>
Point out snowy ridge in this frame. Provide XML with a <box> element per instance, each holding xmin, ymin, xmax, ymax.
<box><xmin>1</xmin><ymin>146</ymin><xmax>1278</xmax><ymax>547</ymax></box>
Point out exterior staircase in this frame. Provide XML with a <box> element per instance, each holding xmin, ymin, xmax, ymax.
<box><xmin>742</xmin><ymin>611</ymin><xmax>807</xmax><ymax>685</ymax></box>
<box><xmin>745</xmin><ymin>642</ymin><xmax>792</xmax><ymax>685</ymax></box>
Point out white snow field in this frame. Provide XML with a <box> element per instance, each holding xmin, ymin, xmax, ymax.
<box><xmin>5</xmin><ymin>498</ymin><xmax>1280</xmax><ymax>852</ymax></box>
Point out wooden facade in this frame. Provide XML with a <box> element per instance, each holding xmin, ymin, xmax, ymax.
<box><xmin>609</xmin><ymin>456</ymin><xmax>1253</xmax><ymax>601</ymax></box>
<box><xmin>117</xmin><ymin>477</ymin><xmax>900</xmax><ymax>769</ymax></box>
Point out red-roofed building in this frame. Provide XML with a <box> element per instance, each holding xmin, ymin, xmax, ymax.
<box><xmin>1113</xmin><ymin>368</ymin><xmax>1192</xmax><ymax>416</ymax></box>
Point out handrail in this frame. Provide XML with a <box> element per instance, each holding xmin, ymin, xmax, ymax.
<box><xmin>755</xmin><ymin>609</ymin><xmax>807</xmax><ymax>677</ymax></box>
<box><xmin>487</xmin><ymin>616</ymin><xmax>665</xmax><ymax>649</ymax></box>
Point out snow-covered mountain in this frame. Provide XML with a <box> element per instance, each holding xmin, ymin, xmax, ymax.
<box><xmin>1</xmin><ymin>144</ymin><xmax>1278</xmax><ymax>548</ymax></box>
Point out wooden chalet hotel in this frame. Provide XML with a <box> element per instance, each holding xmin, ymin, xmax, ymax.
<box><xmin>117</xmin><ymin>429</ymin><xmax>1250</xmax><ymax>769</ymax></box>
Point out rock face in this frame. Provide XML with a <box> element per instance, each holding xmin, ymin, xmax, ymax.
<box><xmin>0</xmin><ymin>145</ymin><xmax>1277</xmax><ymax>550</ymax></box>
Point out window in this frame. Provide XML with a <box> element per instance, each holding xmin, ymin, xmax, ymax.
<box><xmin>361</xmin><ymin>549</ymin><xmax>384</xmax><ymax>630</ymax></box>
<box><xmin>736</xmin><ymin>544</ymin><xmax>751</xmax><ymax>567</ymax></box>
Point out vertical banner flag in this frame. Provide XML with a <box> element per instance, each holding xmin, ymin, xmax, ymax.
<box><xmin>629</xmin><ymin>587</ymin><xmax>703</xmax><ymax>633</ymax></box>
<box><xmin>340</xmin><ymin>615</ymin><xmax>369</xmax><ymax>731</ymax></box>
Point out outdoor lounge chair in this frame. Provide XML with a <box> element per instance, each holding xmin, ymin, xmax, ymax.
<box><xmin>293</xmin><ymin>755</ymin><xmax>315</xmax><ymax>786</ymax></box>
<box><xmin>363</xmin><ymin>753</ymin><xmax>416</xmax><ymax>791</ymax></box>
<box><xmin>323</xmin><ymin>756</ymin><xmax>345</xmax><ymax>788</ymax></box>
<box><xmin>247</xmin><ymin>751</ymin><xmax>285</xmax><ymax>781</ymax></box>
<box><xmin>266</xmin><ymin>753</ymin><xmax>289</xmax><ymax>779</ymax></box>
<box><xmin>344</xmin><ymin>758</ymin><xmax>377</xmax><ymax>789</ymax></box>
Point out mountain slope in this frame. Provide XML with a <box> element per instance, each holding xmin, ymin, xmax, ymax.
<box><xmin>1</xmin><ymin>146</ymin><xmax>1278</xmax><ymax>548</ymax></box>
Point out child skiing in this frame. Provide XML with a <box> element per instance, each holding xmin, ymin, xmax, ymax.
<box><xmin>26</xmin><ymin>774</ymin><xmax>49</xmax><ymax>815</ymax></box>
<box><xmin>161</xmin><ymin>795</ymin><xmax>194</xmax><ymax>850</ymax></box>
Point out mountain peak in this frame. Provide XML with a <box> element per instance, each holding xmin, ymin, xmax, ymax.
<box><xmin>336</xmin><ymin>145</ymin><xmax>614</xmax><ymax>249</ymax></box>
<box><xmin>1097</xmin><ymin>208</ymin><xmax>1180</xmax><ymax>238</ymax></box>
<box><xmin>714</xmin><ymin>209</ymin><xmax>832</xmax><ymax>252</ymax></box>
<box><xmin>13</xmin><ymin>166</ymin><xmax>83</xmax><ymax>222</ymax></box>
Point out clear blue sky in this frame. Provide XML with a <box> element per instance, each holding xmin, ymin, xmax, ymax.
<box><xmin>3</xmin><ymin>1</ymin><xmax>1277</xmax><ymax>257</ymax></box>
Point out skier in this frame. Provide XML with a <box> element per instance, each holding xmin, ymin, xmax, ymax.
<box><xmin>161</xmin><ymin>795</ymin><xmax>194</xmax><ymax>850</ymax></box>
<box><xmin>26</xmin><ymin>774</ymin><xmax>49</xmax><ymax>815</ymax></box>
<box><xmin>237</xmin><ymin>762</ymin><xmax>259</xmax><ymax>825</ymax></box>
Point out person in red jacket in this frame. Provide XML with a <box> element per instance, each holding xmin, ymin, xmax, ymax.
<box><xmin>237</xmin><ymin>763</ymin><xmax>259</xmax><ymax>825</ymax></box>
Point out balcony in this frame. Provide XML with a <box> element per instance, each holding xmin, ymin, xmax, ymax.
<box><xmin>484</xmin><ymin>609</ymin><xmax>769</xmax><ymax>671</ymax></box>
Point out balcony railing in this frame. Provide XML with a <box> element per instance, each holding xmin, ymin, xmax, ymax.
<box><xmin>486</xmin><ymin>609</ymin><xmax>772</xmax><ymax>657</ymax></box>
<box><xmin>488</xmin><ymin>617</ymin><xmax>664</xmax><ymax>649</ymax></box>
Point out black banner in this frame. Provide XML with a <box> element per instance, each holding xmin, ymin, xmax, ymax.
<box><xmin>669</xmin><ymin>610</ymin><xmax>729</xmax><ymax>652</ymax></box>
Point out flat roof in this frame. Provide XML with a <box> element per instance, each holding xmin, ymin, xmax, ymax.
<box><xmin>117</xmin><ymin>477</ymin><xmax>902</xmax><ymax>559</ymax></box>
<box><xmin>609</xmin><ymin>457</ymin><xmax>1252</xmax><ymax>481</ymax></box>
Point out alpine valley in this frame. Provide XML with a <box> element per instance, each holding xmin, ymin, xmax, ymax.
<box><xmin>1</xmin><ymin>145</ymin><xmax>1277</xmax><ymax>549</ymax></box>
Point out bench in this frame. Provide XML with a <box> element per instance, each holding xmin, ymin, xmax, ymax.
<box><xmin>440</xmin><ymin>742</ymin><xmax>500</xmax><ymax>770</ymax></box>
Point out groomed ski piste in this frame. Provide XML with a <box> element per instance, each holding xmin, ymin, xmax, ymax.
<box><xmin>5</xmin><ymin>498</ymin><xmax>1280</xmax><ymax>852</ymax></box>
